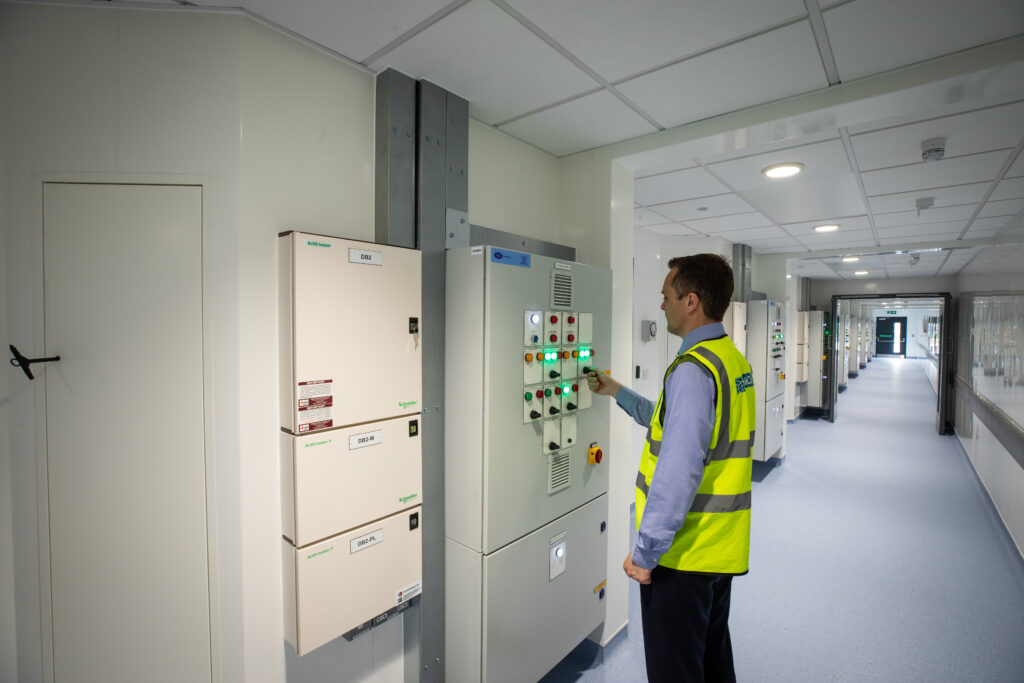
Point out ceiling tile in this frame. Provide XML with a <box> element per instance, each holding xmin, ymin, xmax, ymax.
<box><xmin>499</xmin><ymin>90</ymin><xmax>657</xmax><ymax>156</ymax></box>
<box><xmin>652</xmin><ymin>194</ymin><xmax>754</xmax><ymax>221</ymax></box>
<box><xmin>743</xmin><ymin>236</ymin><xmax>803</xmax><ymax>249</ymax></box>
<box><xmin>1007</xmin><ymin>152</ymin><xmax>1024</xmax><ymax>178</ymax></box>
<box><xmin>978</xmin><ymin>198</ymin><xmax>1024</xmax><ymax>218</ymax></box>
<box><xmin>682</xmin><ymin>212</ymin><xmax>774</xmax><ymax>234</ymax></box>
<box><xmin>616</xmin><ymin>21</ymin><xmax>828</xmax><ymax>129</ymax></box>
<box><xmin>645</xmin><ymin>223</ymin><xmax>698</xmax><ymax>236</ymax></box>
<box><xmin>964</xmin><ymin>228</ymin><xmax>1001</xmax><ymax>239</ymax></box>
<box><xmin>823</xmin><ymin>0</ymin><xmax>1024</xmax><ymax>82</ymax></box>
<box><xmin>193</xmin><ymin>0</ymin><xmax>453</xmax><ymax>63</ymax></box>
<box><xmin>867</xmin><ymin>183</ymin><xmax>990</xmax><ymax>213</ymax></box>
<box><xmin>707</xmin><ymin>138</ymin><xmax>852</xmax><ymax>190</ymax></box>
<box><xmin>634</xmin><ymin>167</ymin><xmax>730</xmax><ymax>205</ymax></box>
<box><xmin>875</xmin><ymin>221</ymin><xmax>968</xmax><ymax>238</ymax></box>
<box><xmin>634</xmin><ymin>207</ymin><xmax>674</xmax><ymax>227</ymax></box>
<box><xmin>878</xmin><ymin>232</ymin><xmax>963</xmax><ymax>245</ymax></box>
<box><xmin>753</xmin><ymin>246</ymin><xmax>804</xmax><ymax>254</ymax></box>
<box><xmin>874</xmin><ymin>205</ymin><xmax>976</xmax><ymax>227</ymax></box>
<box><xmin>636</xmin><ymin>161</ymin><xmax>698</xmax><ymax>179</ymax></box>
<box><xmin>369</xmin><ymin>0</ymin><xmax>596</xmax><ymax>125</ymax></box>
<box><xmin>505</xmin><ymin>0</ymin><xmax>807</xmax><ymax>83</ymax></box>
<box><xmin>713</xmin><ymin>225</ymin><xmax>788</xmax><ymax>241</ymax></box>
<box><xmin>991</xmin><ymin>176</ymin><xmax>1024</xmax><ymax>201</ymax></box>
<box><xmin>860</xmin><ymin>150</ymin><xmax>1010</xmax><ymax>196</ymax></box>
<box><xmin>783</xmin><ymin>215</ymin><xmax>871</xmax><ymax>236</ymax></box>
<box><xmin>850</xmin><ymin>101</ymin><xmax>1024</xmax><ymax>171</ymax></box>
<box><xmin>967</xmin><ymin>216</ymin><xmax>1012</xmax><ymax>232</ymax></box>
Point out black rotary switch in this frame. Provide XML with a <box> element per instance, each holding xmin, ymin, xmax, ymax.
<box><xmin>548</xmin><ymin>442</ymin><xmax>559</xmax><ymax>451</ymax></box>
<box><xmin>530</xmin><ymin>410</ymin><xmax>542</xmax><ymax>420</ymax></box>
<box><xmin>567</xmin><ymin>402</ymin><xmax>577</xmax><ymax>411</ymax></box>
<box><xmin>548</xmin><ymin>406</ymin><xmax>560</xmax><ymax>415</ymax></box>
<box><xmin>549</xmin><ymin>370</ymin><xmax>561</xmax><ymax>379</ymax></box>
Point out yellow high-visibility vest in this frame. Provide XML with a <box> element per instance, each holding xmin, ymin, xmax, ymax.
<box><xmin>635</xmin><ymin>335</ymin><xmax>756</xmax><ymax>574</ymax></box>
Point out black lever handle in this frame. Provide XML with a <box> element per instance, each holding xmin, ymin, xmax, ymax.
<box><xmin>9</xmin><ymin>344</ymin><xmax>61</xmax><ymax>381</ymax></box>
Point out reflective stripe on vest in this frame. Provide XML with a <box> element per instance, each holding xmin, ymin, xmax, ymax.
<box><xmin>634</xmin><ymin>335</ymin><xmax>756</xmax><ymax>575</ymax></box>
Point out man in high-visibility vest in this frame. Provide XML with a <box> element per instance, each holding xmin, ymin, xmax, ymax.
<box><xmin>587</xmin><ymin>253</ymin><xmax>755</xmax><ymax>683</ymax></box>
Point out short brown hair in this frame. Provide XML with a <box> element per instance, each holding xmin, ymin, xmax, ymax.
<box><xmin>666</xmin><ymin>254</ymin><xmax>734</xmax><ymax>321</ymax></box>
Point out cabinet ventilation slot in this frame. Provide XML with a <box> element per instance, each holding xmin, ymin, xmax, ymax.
<box><xmin>548</xmin><ymin>451</ymin><xmax>571</xmax><ymax>494</ymax></box>
<box><xmin>551</xmin><ymin>272</ymin><xmax>574</xmax><ymax>309</ymax></box>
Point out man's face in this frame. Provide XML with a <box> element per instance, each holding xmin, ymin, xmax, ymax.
<box><xmin>661</xmin><ymin>268</ymin><xmax>692</xmax><ymax>337</ymax></box>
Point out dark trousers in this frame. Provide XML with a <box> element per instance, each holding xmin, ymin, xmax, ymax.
<box><xmin>639</xmin><ymin>567</ymin><xmax>736</xmax><ymax>683</ymax></box>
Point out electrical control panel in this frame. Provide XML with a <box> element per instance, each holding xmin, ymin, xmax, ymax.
<box><xmin>838</xmin><ymin>315</ymin><xmax>850</xmax><ymax>387</ymax></box>
<box><xmin>747</xmin><ymin>300</ymin><xmax>786</xmax><ymax>460</ymax></box>
<box><xmin>795</xmin><ymin>311</ymin><xmax>809</xmax><ymax>383</ymax></box>
<box><xmin>445</xmin><ymin>246</ymin><xmax>610</xmax><ymax>682</ymax></box>
<box><xmin>279</xmin><ymin>231</ymin><xmax>422</xmax><ymax>435</ymax></box>
<box><xmin>279</xmin><ymin>231</ymin><xmax>422</xmax><ymax>656</ymax></box>
<box><xmin>806</xmin><ymin>311</ymin><xmax>829</xmax><ymax>408</ymax></box>
<box><xmin>723</xmin><ymin>301</ymin><xmax>747</xmax><ymax>356</ymax></box>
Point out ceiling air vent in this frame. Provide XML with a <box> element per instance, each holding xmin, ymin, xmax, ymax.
<box><xmin>548</xmin><ymin>451</ymin><xmax>571</xmax><ymax>494</ymax></box>
<box><xmin>551</xmin><ymin>271</ymin><xmax>574</xmax><ymax>309</ymax></box>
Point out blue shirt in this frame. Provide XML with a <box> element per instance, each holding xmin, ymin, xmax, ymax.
<box><xmin>616</xmin><ymin>322</ymin><xmax>724</xmax><ymax>569</ymax></box>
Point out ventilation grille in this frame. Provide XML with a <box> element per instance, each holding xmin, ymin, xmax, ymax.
<box><xmin>548</xmin><ymin>451</ymin><xmax>571</xmax><ymax>494</ymax></box>
<box><xmin>551</xmin><ymin>271</ymin><xmax>574</xmax><ymax>308</ymax></box>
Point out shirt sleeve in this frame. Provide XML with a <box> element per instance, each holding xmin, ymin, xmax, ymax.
<box><xmin>631</xmin><ymin>361</ymin><xmax>716</xmax><ymax>570</ymax></box>
<box><xmin>614</xmin><ymin>385</ymin><xmax>654</xmax><ymax>427</ymax></box>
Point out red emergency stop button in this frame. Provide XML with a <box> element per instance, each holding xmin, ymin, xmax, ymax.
<box><xmin>588</xmin><ymin>442</ymin><xmax>603</xmax><ymax>465</ymax></box>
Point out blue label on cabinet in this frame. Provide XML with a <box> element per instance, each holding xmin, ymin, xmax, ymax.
<box><xmin>491</xmin><ymin>248</ymin><xmax>531</xmax><ymax>268</ymax></box>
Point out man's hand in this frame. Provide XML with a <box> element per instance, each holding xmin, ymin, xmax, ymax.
<box><xmin>623</xmin><ymin>553</ymin><xmax>652</xmax><ymax>584</ymax></box>
<box><xmin>586</xmin><ymin>368</ymin><xmax>622</xmax><ymax>397</ymax></box>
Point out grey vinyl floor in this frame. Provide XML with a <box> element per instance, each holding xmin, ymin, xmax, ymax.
<box><xmin>542</xmin><ymin>357</ymin><xmax>1024</xmax><ymax>682</ymax></box>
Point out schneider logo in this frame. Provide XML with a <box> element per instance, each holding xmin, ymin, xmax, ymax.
<box><xmin>306</xmin><ymin>546</ymin><xmax>334</xmax><ymax>560</ymax></box>
<box><xmin>304</xmin><ymin>439</ymin><xmax>332</xmax><ymax>448</ymax></box>
<box><xmin>399</xmin><ymin>400</ymin><xmax>418</xmax><ymax>409</ymax></box>
<box><xmin>306</xmin><ymin>240</ymin><xmax>331</xmax><ymax>248</ymax></box>
<box><xmin>399</xmin><ymin>493</ymin><xmax>419</xmax><ymax>504</ymax></box>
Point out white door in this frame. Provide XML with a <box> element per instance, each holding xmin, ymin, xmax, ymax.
<box><xmin>42</xmin><ymin>183</ymin><xmax>211</xmax><ymax>683</ymax></box>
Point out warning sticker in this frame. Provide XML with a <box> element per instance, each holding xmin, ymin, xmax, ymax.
<box><xmin>297</xmin><ymin>380</ymin><xmax>333</xmax><ymax>432</ymax></box>
<box><xmin>396</xmin><ymin>580</ymin><xmax>422</xmax><ymax>605</ymax></box>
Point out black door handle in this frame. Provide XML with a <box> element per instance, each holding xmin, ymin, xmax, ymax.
<box><xmin>9</xmin><ymin>344</ymin><xmax>61</xmax><ymax>381</ymax></box>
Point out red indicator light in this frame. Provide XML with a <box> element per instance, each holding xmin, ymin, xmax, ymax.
<box><xmin>568</xmin><ymin>316</ymin><xmax>575</xmax><ymax>324</ymax></box>
<box><xmin>572</xmin><ymin>384</ymin><xmax>578</xmax><ymax>392</ymax></box>
<box><xmin>550</xmin><ymin>334</ymin><xmax>558</xmax><ymax>342</ymax></box>
<box><xmin>568</xmin><ymin>334</ymin><xmax>575</xmax><ymax>342</ymax></box>
<box><xmin>550</xmin><ymin>315</ymin><xmax>558</xmax><ymax>323</ymax></box>
<box><xmin>554</xmin><ymin>387</ymin><xmax>562</xmax><ymax>395</ymax></box>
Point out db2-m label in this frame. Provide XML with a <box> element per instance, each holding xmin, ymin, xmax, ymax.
<box><xmin>350</xmin><ymin>430</ymin><xmax>383</xmax><ymax>450</ymax></box>
<box><xmin>350</xmin><ymin>529</ymin><xmax>383</xmax><ymax>554</ymax></box>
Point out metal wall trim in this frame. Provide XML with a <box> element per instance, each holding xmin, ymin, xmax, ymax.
<box><xmin>954</xmin><ymin>375</ymin><xmax>1024</xmax><ymax>470</ymax></box>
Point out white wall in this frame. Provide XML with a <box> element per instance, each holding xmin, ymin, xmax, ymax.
<box><xmin>468</xmin><ymin>120</ymin><xmax>560</xmax><ymax>240</ymax></box>
<box><xmin>0</xmin><ymin>49</ymin><xmax>15</xmax><ymax>683</ymax></box>
<box><xmin>956</xmin><ymin>268</ymin><xmax>1024</xmax><ymax>558</ymax></box>
<box><xmin>0</xmin><ymin>6</ymin><xmax>382</xmax><ymax>682</ymax></box>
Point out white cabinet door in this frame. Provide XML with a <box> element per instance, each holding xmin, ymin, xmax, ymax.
<box><xmin>43</xmin><ymin>183</ymin><xmax>211</xmax><ymax>683</ymax></box>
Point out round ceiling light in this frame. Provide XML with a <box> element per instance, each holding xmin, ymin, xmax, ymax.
<box><xmin>842</xmin><ymin>256</ymin><xmax>860</xmax><ymax>262</ymax></box>
<box><xmin>854</xmin><ymin>270</ymin><xmax>868</xmax><ymax>276</ymax></box>
<box><xmin>762</xmin><ymin>162</ymin><xmax>804</xmax><ymax>178</ymax></box>
<box><xmin>814</xmin><ymin>224</ymin><xmax>840</xmax><ymax>233</ymax></box>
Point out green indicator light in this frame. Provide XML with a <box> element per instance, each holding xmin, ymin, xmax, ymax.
<box><xmin>525</xmin><ymin>392</ymin><xmax>532</xmax><ymax>401</ymax></box>
<box><xmin>563</xmin><ymin>384</ymin><xmax>570</xmax><ymax>393</ymax></box>
<box><xmin>544</xmin><ymin>388</ymin><xmax>552</xmax><ymax>397</ymax></box>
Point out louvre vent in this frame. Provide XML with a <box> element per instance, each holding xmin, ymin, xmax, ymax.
<box><xmin>551</xmin><ymin>272</ymin><xmax>574</xmax><ymax>308</ymax></box>
<box><xmin>548</xmin><ymin>451</ymin><xmax>571</xmax><ymax>494</ymax></box>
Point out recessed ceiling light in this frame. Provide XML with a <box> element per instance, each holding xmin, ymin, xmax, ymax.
<box><xmin>842</xmin><ymin>256</ymin><xmax>860</xmax><ymax>262</ymax></box>
<box><xmin>786</xmin><ymin>274</ymin><xmax>792</xmax><ymax>279</ymax></box>
<box><xmin>854</xmin><ymin>270</ymin><xmax>868</xmax><ymax>276</ymax></box>
<box><xmin>814</xmin><ymin>224</ymin><xmax>840</xmax><ymax>233</ymax></box>
<box><xmin>762</xmin><ymin>162</ymin><xmax>804</xmax><ymax>178</ymax></box>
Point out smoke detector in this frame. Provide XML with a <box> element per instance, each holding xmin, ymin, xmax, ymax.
<box><xmin>921</xmin><ymin>137</ymin><xmax>946</xmax><ymax>163</ymax></box>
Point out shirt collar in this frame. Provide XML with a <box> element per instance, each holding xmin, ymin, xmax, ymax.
<box><xmin>677</xmin><ymin>322</ymin><xmax>726</xmax><ymax>355</ymax></box>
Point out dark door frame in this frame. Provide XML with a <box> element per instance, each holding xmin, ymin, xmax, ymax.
<box><xmin>828</xmin><ymin>293</ymin><xmax>953</xmax><ymax>434</ymax></box>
